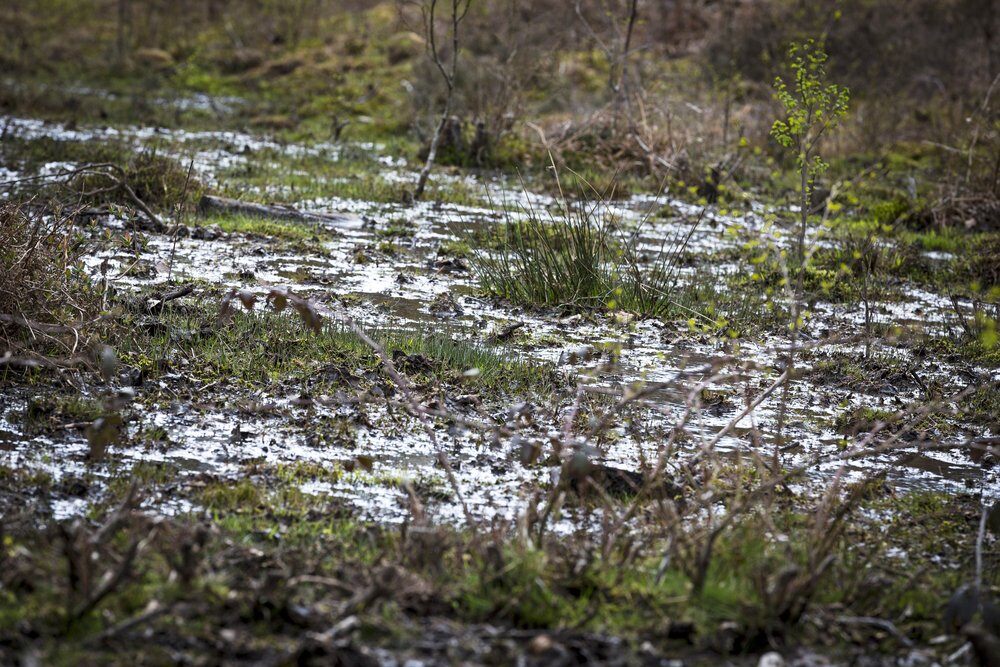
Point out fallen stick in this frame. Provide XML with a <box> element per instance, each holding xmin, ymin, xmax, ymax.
<box><xmin>147</xmin><ymin>284</ymin><xmax>194</xmax><ymax>313</ymax></box>
<box><xmin>198</xmin><ymin>194</ymin><xmax>354</xmax><ymax>225</ymax></box>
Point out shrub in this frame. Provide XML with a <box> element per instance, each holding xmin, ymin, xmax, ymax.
<box><xmin>0</xmin><ymin>201</ymin><xmax>99</xmax><ymax>353</ymax></box>
<box><xmin>72</xmin><ymin>150</ymin><xmax>202</xmax><ymax>212</ymax></box>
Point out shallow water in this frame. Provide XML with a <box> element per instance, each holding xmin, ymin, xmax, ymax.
<box><xmin>1</xmin><ymin>112</ymin><xmax>997</xmax><ymax>527</ymax></box>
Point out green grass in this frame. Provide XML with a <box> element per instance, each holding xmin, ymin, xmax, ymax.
<box><xmin>833</xmin><ymin>405</ymin><xmax>899</xmax><ymax>435</ymax></box>
<box><xmin>0</xmin><ymin>465</ymin><xmax>53</xmax><ymax>490</ymax></box>
<box><xmin>376</xmin><ymin>217</ymin><xmax>416</xmax><ymax>239</ymax></box>
<box><xmin>115</xmin><ymin>297</ymin><xmax>551</xmax><ymax>393</ymax></box>
<box><xmin>193</xmin><ymin>212</ymin><xmax>333</xmax><ymax>242</ymax></box>
<box><xmin>0</xmin><ymin>136</ymin><xmax>202</xmax><ymax>210</ymax></box>
<box><xmin>472</xmin><ymin>193</ymin><xmax>690</xmax><ymax>318</ymax></box>
<box><xmin>215</xmin><ymin>145</ymin><xmax>488</xmax><ymax>207</ymax></box>
<box><xmin>903</xmin><ymin>228</ymin><xmax>964</xmax><ymax>254</ymax></box>
<box><xmin>961</xmin><ymin>383</ymin><xmax>1000</xmax><ymax>426</ymax></box>
<box><xmin>438</xmin><ymin>239</ymin><xmax>473</xmax><ymax>258</ymax></box>
<box><xmin>915</xmin><ymin>328</ymin><xmax>1000</xmax><ymax>367</ymax></box>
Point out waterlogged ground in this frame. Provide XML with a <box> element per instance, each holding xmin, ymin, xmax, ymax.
<box><xmin>1</xmin><ymin>107</ymin><xmax>998</xmax><ymax>530</ymax></box>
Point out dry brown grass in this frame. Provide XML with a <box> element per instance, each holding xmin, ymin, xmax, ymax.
<box><xmin>0</xmin><ymin>201</ymin><xmax>99</xmax><ymax>361</ymax></box>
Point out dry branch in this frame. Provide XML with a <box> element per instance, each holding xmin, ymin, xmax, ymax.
<box><xmin>198</xmin><ymin>194</ymin><xmax>356</xmax><ymax>225</ymax></box>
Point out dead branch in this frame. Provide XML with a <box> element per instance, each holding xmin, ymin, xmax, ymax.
<box><xmin>198</xmin><ymin>194</ymin><xmax>355</xmax><ymax>225</ymax></box>
<box><xmin>147</xmin><ymin>284</ymin><xmax>194</xmax><ymax>314</ymax></box>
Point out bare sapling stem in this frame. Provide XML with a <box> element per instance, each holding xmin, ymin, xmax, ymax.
<box><xmin>413</xmin><ymin>0</ymin><xmax>471</xmax><ymax>202</ymax></box>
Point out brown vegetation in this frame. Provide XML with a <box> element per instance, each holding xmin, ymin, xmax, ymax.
<box><xmin>0</xmin><ymin>202</ymin><xmax>100</xmax><ymax>367</ymax></box>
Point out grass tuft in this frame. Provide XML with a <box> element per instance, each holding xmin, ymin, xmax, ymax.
<box><xmin>471</xmin><ymin>186</ymin><xmax>694</xmax><ymax>318</ymax></box>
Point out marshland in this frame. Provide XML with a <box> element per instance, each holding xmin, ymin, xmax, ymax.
<box><xmin>1</xmin><ymin>1</ymin><xmax>998</xmax><ymax>664</ymax></box>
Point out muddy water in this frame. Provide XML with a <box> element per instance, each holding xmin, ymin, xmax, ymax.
<box><xmin>1</xmin><ymin>113</ymin><xmax>997</xmax><ymax>526</ymax></box>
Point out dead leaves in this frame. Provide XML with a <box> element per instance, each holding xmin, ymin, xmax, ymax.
<box><xmin>219</xmin><ymin>287</ymin><xmax>324</xmax><ymax>333</ymax></box>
